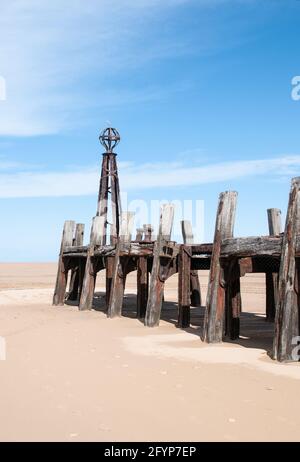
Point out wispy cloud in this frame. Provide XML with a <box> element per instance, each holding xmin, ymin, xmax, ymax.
<box><xmin>0</xmin><ymin>0</ymin><xmax>197</xmax><ymax>136</ymax></box>
<box><xmin>0</xmin><ymin>155</ymin><xmax>299</xmax><ymax>198</ymax></box>
<box><xmin>0</xmin><ymin>0</ymin><xmax>256</xmax><ymax>137</ymax></box>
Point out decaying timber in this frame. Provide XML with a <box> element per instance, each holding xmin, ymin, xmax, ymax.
<box><xmin>204</xmin><ymin>191</ymin><xmax>238</xmax><ymax>343</ymax></box>
<box><xmin>273</xmin><ymin>178</ymin><xmax>300</xmax><ymax>362</ymax></box>
<box><xmin>53</xmin><ymin>126</ymin><xmax>300</xmax><ymax>363</ymax></box>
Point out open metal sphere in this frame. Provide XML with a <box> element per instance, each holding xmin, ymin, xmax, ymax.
<box><xmin>99</xmin><ymin>127</ymin><xmax>120</xmax><ymax>152</ymax></box>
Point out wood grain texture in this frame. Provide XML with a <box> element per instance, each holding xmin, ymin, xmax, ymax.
<box><xmin>273</xmin><ymin>178</ymin><xmax>300</xmax><ymax>361</ymax></box>
<box><xmin>204</xmin><ymin>191</ymin><xmax>238</xmax><ymax>343</ymax></box>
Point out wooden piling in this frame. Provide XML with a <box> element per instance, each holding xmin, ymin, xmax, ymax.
<box><xmin>144</xmin><ymin>204</ymin><xmax>175</xmax><ymax>327</ymax></box>
<box><xmin>265</xmin><ymin>208</ymin><xmax>281</xmax><ymax>322</ymax></box>
<box><xmin>135</xmin><ymin>228</ymin><xmax>144</xmax><ymax>241</ymax></box>
<box><xmin>225</xmin><ymin>260</ymin><xmax>241</xmax><ymax>340</ymax></box>
<box><xmin>137</xmin><ymin>257</ymin><xmax>149</xmax><ymax>319</ymax></box>
<box><xmin>181</xmin><ymin>220</ymin><xmax>201</xmax><ymax>307</ymax></box>
<box><xmin>107</xmin><ymin>212</ymin><xmax>135</xmax><ymax>318</ymax></box>
<box><xmin>68</xmin><ymin>224</ymin><xmax>85</xmax><ymax>301</ymax></box>
<box><xmin>79</xmin><ymin>216</ymin><xmax>105</xmax><ymax>311</ymax></box>
<box><xmin>273</xmin><ymin>178</ymin><xmax>300</xmax><ymax>361</ymax></box>
<box><xmin>143</xmin><ymin>224</ymin><xmax>154</xmax><ymax>242</ymax></box>
<box><xmin>177</xmin><ymin>244</ymin><xmax>191</xmax><ymax>328</ymax></box>
<box><xmin>53</xmin><ymin>220</ymin><xmax>76</xmax><ymax>305</ymax></box>
<box><xmin>204</xmin><ymin>191</ymin><xmax>238</xmax><ymax>343</ymax></box>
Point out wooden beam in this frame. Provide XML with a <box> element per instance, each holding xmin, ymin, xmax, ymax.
<box><xmin>204</xmin><ymin>191</ymin><xmax>238</xmax><ymax>343</ymax></box>
<box><xmin>53</xmin><ymin>220</ymin><xmax>75</xmax><ymax>305</ymax></box>
<box><xmin>144</xmin><ymin>204</ymin><xmax>175</xmax><ymax>327</ymax></box>
<box><xmin>266</xmin><ymin>208</ymin><xmax>281</xmax><ymax>322</ymax></box>
<box><xmin>79</xmin><ymin>216</ymin><xmax>105</xmax><ymax>311</ymax></box>
<box><xmin>273</xmin><ymin>177</ymin><xmax>300</xmax><ymax>361</ymax></box>
<box><xmin>181</xmin><ymin>220</ymin><xmax>201</xmax><ymax>307</ymax></box>
<box><xmin>107</xmin><ymin>212</ymin><xmax>135</xmax><ymax>318</ymax></box>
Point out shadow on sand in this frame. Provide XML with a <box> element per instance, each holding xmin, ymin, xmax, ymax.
<box><xmin>66</xmin><ymin>291</ymin><xmax>274</xmax><ymax>356</ymax></box>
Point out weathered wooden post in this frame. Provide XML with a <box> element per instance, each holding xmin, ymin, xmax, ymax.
<box><xmin>53</xmin><ymin>220</ymin><xmax>76</xmax><ymax>305</ymax></box>
<box><xmin>136</xmin><ymin>225</ymin><xmax>152</xmax><ymax>318</ymax></box>
<box><xmin>137</xmin><ymin>257</ymin><xmax>149</xmax><ymax>319</ymax></box>
<box><xmin>273</xmin><ymin>178</ymin><xmax>300</xmax><ymax>361</ymax></box>
<box><xmin>144</xmin><ymin>204</ymin><xmax>175</xmax><ymax>327</ymax></box>
<box><xmin>79</xmin><ymin>216</ymin><xmax>105</xmax><ymax>311</ymax></box>
<box><xmin>107</xmin><ymin>212</ymin><xmax>135</xmax><ymax>318</ymax></box>
<box><xmin>135</xmin><ymin>228</ymin><xmax>144</xmax><ymax>241</ymax></box>
<box><xmin>266</xmin><ymin>208</ymin><xmax>281</xmax><ymax>322</ymax></box>
<box><xmin>224</xmin><ymin>259</ymin><xmax>241</xmax><ymax>340</ymax></box>
<box><xmin>177</xmin><ymin>244</ymin><xmax>191</xmax><ymax>328</ymax></box>
<box><xmin>143</xmin><ymin>224</ymin><xmax>154</xmax><ymax>242</ymax></box>
<box><xmin>204</xmin><ymin>191</ymin><xmax>238</xmax><ymax>343</ymax></box>
<box><xmin>68</xmin><ymin>223</ymin><xmax>85</xmax><ymax>301</ymax></box>
<box><xmin>181</xmin><ymin>220</ymin><xmax>201</xmax><ymax>307</ymax></box>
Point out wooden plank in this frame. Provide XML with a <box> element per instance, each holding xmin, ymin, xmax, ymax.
<box><xmin>137</xmin><ymin>257</ymin><xmax>149</xmax><ymax>319</ymax></box>
<box><xmin>273</xmin><ymin>177</ymin><xmax>300</xmax><ymax>361</ymax></box>
<box><xmin>177</xmin><ymin>245</ymin><xmax>191</xmax><ymax>328</ymax></box>
<box><xmin>53</xmin><ymin>220</ymin><xmax>75</xmax><ymax>305</ymax></box>
<box><xmin>144</xmin><ymin>204</ymin><xmax>175</xmax><ymax>327</ymax></box>
<box><xmin>204</xmin><ymin>191</ymin><xmax>238</xmax><ymax>343</ymax></box>
<box><xmin>266</xmin><ymin>208</ymin><xmax>281</xmax><ymax>322</ymax></box>
<box><xmin>79</xmin><ymin>216</ymin><xmax>105</xmax><ymax>311</ymax></box>
<box><xmin>181</xmin><ymin>220</ymin><xmax>201</xmax><ymax>307</ymax></box>
<box><xmin>68</xmin><ymin>224</ymin><xmax>85</xmax><ymax>301</ymax></box>
<box><xmin>107</xmin><ymin>212</ymin><xmax>135</xmax><ymax>318</ymax></box>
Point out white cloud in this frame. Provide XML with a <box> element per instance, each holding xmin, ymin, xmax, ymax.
<box><xmin>0</xmin><ymin>155</ymin><xmax>299</xmax><ymax>198</ymax></box>
<box><xmin>0</xmin><ymin>0</ymin><xmax>250</xmax><ymax>137</ymax></box>
<box><xmin>0</xmin><ymin>0</ymin><xmax>197</xmax><ymax>136</ymax></box>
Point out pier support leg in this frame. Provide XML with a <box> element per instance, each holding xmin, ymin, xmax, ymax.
<box><xmin>273</xmin><ymin>178</ymin><xmax>300</xmax><ymax>361</ymax></box>
<box><xmin>107</xmin><ymin>212</ymin><xmax>135</xmax><ymax>318</ymax></box>
<box><xmin>266</xmin><ymin>208</ymin><xmax>281</xmax><ymax>322</ymax></box>
<box><xmin>177</xmin><ymin>245</ymin><xmax>191</xmax><ymax>328</ymax></box>
<box><xmin>204</xmin><ymin>191</ymin><xmax>238</xmax><ymax>343</ymax></box>
<box><xmin>145</xmin><ymin>204</ymin><xmax>175</xmax><ymax>327</ymax></box>
<box><xmin>225</xmin><ymin>261</ymin><xmax>241</xmax><ymax>340</ymax></box>
<box><xmin>137</xmin><ymin>257</ymin><xmax>149</xmax><ymax>319</ymax></box>
<box><xmin>53</xmin><ymin>220</ymin><xmax>75</xmax><ymax>306</ymax></box>
<box><xmin>79</xmin><ymin>217</ymin><xmax>105</xmax><ymax>311</ymax></box>
<box><xmin>106</xmin><ymin>256</ymin><xmax>114</xmax><ymax>309</ymax></box>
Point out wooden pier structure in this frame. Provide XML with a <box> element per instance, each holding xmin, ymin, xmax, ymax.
<box><xmin>53</xmin><ymin>127</ymin><xmax>300</xmax><ymax>363</ymax></box>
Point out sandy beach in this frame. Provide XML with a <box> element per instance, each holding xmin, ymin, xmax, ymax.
<box><xmin>0</xmin><ymin>263</ymin><xmax>299</xmax><ymax>442</ymax></box>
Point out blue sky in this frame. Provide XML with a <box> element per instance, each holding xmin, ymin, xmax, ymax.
<box><xmin>0</xmin><ymin>0</ymin><xmax>300</xmax><ymax>261</ymax></box>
